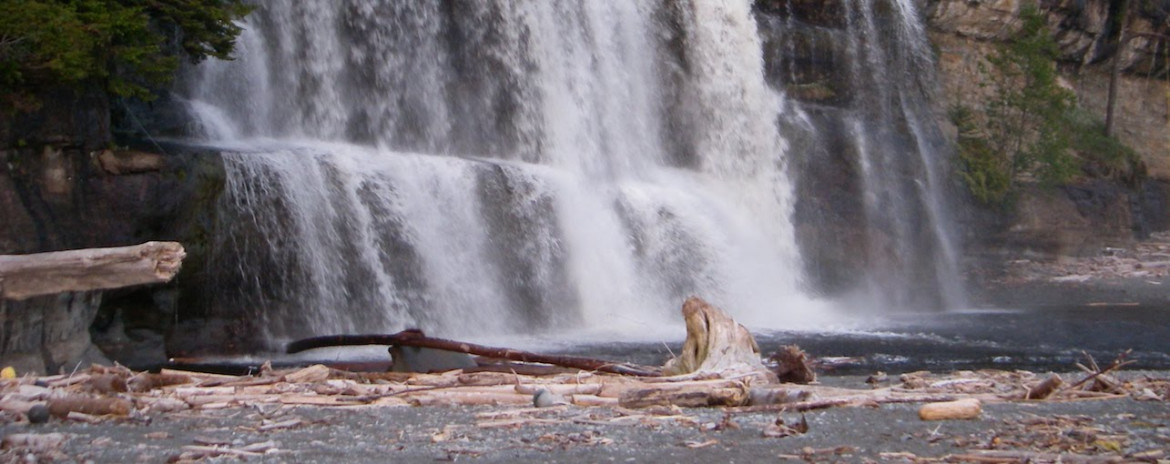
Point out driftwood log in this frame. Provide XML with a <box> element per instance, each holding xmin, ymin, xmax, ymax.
<box><xmin>662</xmin><ymin>297</ymin><xmax>775</xmax><ymax>381</ymax></box>
<box><xmin>0</xmin><ymin>241</ymin><xmax>185</xmax><ymax>300</ymax></box>
<box><xmin>287</xmin><ymin>330</ymin><xmax>662</xmax><ymax>377</ymax></box>
<box><xmin>918</xmin><ymin>398</ymin><xmax>983</xmax><ymax>421</ymax></box>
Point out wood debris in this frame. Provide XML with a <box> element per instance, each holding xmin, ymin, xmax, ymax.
<box><xmin>769</xmin><ymin>345</ymin><xmax>816</xmax><ymax>384</ymax></box>
<box><xmin>169</xmin><ymin>440</ymin><xmax>279</xmax><ymax>462</ymax></box>
<box><xmin>918</xmin><ymin>398</ymin><xmax>982</xmax><ymax>421</ymax></box>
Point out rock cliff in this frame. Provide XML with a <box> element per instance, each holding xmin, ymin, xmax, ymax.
<box><xmin>926</xmin><ymin>0</ymin><xmax>1169</xmax><ymax>257</ymax></box>
<box><xmin>0</xmin><ymin>101</ymin><xmax>224</xmax><ymax>371</ymax></box>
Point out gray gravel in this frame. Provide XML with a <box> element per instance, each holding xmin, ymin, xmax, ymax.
<box><xmin>4</xmin><ymin>376</ymin><xmax>1169</xmax><ymax>463</ymax></box>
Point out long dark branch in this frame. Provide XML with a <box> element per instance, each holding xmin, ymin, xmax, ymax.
<box><xmin>287</xmin><ymin>331</ymin><xmax>662</xmax><ymax>377</ymax></box>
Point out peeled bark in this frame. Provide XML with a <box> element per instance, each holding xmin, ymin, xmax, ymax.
<box><xmin>0</xmin><ymin>242</ymin><xmax>185</xmax><ymax>300</ymax></box>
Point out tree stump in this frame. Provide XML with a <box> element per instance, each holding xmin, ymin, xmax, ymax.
<box><xmin>662</xmin><ymin>297</ymin><xmax>776</xmax><ymax>382</ymax></box>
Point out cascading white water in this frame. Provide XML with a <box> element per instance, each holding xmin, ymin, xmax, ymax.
<box><xmin>757</xmin><ymin>0</ymin><xmax>966</xmax><ymax>310</ymax></box>
<box><xmin>842</xmin><ymin>0</ymin><xmax>966</xmax><ymax>308</ymax></box>
<box><xmin>186</xmin><ymin>0</ymin><xmax>834</xmax><ymax>346</ymax></box>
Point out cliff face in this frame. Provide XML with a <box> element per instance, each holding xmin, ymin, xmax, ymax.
<box><xmin>926</xmin><ymin>0</ymin><xmax>1170</xmax><ymax>261</ymax></box>
<box><xmin>0</xmin><ymin>90</ymin><xmax>224</xmax><ymax>371</ymax></box>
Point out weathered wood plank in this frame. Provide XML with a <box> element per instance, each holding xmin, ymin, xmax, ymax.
<box><xmin>0</xmin><ymin>241</ymin><xmax>185</xmax><ymax>300</ymax></box>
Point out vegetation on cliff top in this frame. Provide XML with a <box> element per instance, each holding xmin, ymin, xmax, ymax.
<box><xmin>955</xmin><ymin>6</ymin><xmax>1142</xmax><ymax>207</ymax></box>
<box><xmin>0</xmin><ymin>0</ymin><xmax>251</xmax><ymax>113</ymax></box>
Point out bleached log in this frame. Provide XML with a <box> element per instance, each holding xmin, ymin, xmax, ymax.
<box><xmin>662</xmin><ymin>297</ymin><xmax>775</xmax><ymax>382</ymax></box>
<box><xmin>0</xmin><ymin>398</ymin><xmax>41</xmax><ymax>416</ymax></box>
<box><xmin>283</xmin><ymin>364</ymin><xmax>331</xmax><ymax>383</ymax></box>
<box><xmin>570</xmin><ymin>395</ymin><xmax>619</xmax><ymax>407</ymax></box>
<box><xmin>408</xmin><ymin>392</ymin><xmax>531</xmax><ymax>407</ymax></box>
<box><xmin>918</xmin><ymin>398</ymin><xmax>982</xmax><ymax>420</ymax></box>
<box><xmin>1</xmin><ymin>433</ymin><xmax>66</xmax><ymax>451</ymax></box>
<box><xmin>619</xmin><ymin>384</ymin><xmax>749</xmax><ymax>409</ymax></box>
<box><xmin>0</xmin><ymin>242</ymin><xmax>185</xmax><ymax>300</ymax></box>
<box><xmin>514</xmin><ymin>383</ymin><xmax>604</xmax><ymax>396</ymax></box>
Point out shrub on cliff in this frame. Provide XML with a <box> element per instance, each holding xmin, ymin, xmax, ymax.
<box><xmin>0</xmin><ymin>0</ymin><xmax>250</xmax><ymax>112</ymax></box>
<box><xmin>956</xmin><ymin>6</ymin><xmax>1142</xmax><ymax>206</ymax></box>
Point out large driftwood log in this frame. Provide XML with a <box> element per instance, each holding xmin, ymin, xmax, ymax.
<box><xmin>619</xmin><ymin>384</ymin><xmax>749</xmax><ymax>408</ymax></box>
<box><xmin>0</xmin><ymin>242</ymin><xmax>185</xmax><ymax>300</ymax></box>
<box><xmin>662</xmin><ymin>297</ymin><xmax>775</xmax><ymax>381</ymax></box>
<box><xmin>287</xmin><ymin>330</ymin><xmax>662</xmax><ymax>377</ymax></box>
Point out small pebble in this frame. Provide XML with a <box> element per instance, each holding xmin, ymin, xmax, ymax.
<box><xmin>26</xmin><ymin>405</ymin><xmax>50</xmax><ymax>424</ymax></box>
<box><xmin>533</xmin><ymin>388</ymin><xmax>569</xmax><ymax>408</ymax></box>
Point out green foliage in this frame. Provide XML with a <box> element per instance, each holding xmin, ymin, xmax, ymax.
<box><xmin>1067</xmin><ymin>108</ymin><xmax>1144</xmax><ymax>182</ymax></box>
<box><xmin>984</xmin><ymin>5</ymin><xmax>1077</xmax><ymax>187</ymax></box>
<box><xmin>0</xmin><ymin>0</ymin><xmax>250</xmax><ymax>111</ymax></box>
<box><xmin>955</xmin><ymin>5</ymin><xmax>1143</xmax><ymax>206</ymax></box>
<box><xmin>953</xmin><ymin>107</ymin><xmax>1012</xmax><ymax>205</ymax></box>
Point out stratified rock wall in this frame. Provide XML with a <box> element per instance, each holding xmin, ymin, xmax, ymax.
<box><xmin>1</xmin><ymin>88</ymin><xmax>224</xmax><ymax>371</ymax></box>
<box><xmin>926</xmin><ymin>0</ymin><xmax>1170</xmax><ymax>283</ymax></box>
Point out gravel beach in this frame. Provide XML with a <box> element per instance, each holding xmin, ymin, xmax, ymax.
<box><xmin>3</xmin><ymin>372</ymin><xmax>1168</xmax><ymax>463</ymax></box>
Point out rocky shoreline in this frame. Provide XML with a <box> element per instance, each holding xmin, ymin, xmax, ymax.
<box><xmin>2</xmin><ymin>368</ymin><xmax>1167</xmax><ymax>463</ymax></box>
<box><xmin>970</xmin><ymin>232</ymin><xmax>1170</xmax><ymax>309</ymax></box>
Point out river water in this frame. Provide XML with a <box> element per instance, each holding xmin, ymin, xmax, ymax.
<box><xmin>174</xmin><ymin>304</ymin><xmax>1170</xmax><ymax>376</ymax></box>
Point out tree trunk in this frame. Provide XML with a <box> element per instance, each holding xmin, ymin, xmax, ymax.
<box><xmin>0</xmin><ymin>242</ymin><xmax>186</xmax><ymax>300</ymax></box>
<box><xmin>1105</xmin><ymin>0</ymin><xmax>1131</xmax><ymax>137</ymax></box>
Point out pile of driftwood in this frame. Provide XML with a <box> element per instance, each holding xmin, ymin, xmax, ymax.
<box><xmin>2</xmin><ymin>297</ymin><xmax>1165</xmax><ymax>429</ymax></box>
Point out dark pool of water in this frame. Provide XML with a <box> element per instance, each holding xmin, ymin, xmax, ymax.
<box><xmin>168</xmin><ymin>305</ymin><xmax>1170</xmax><ymax>376</ymax></box>
<box><xmin>565</xmin><ymin>305</ymin><xmax>1170</xmax><ymax>375</ymax></box>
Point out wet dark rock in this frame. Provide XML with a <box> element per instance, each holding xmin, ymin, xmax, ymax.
<box><xmin>756</xmin><ymin>0</ymin><xmax>848</xmax><ymax>29</ymax></box>
<box><xmin>1</xmin><ymin>134</ymin><xmax>228</xmax><ymax>369</ymax></box>
<box><xmin>757</xmin><ymin>16</ymin><xmax>853</xmax><ymax>106</ymax></box>
<box><xmin>0</xmin><ymin>292</ymin><xmax>103</xmax><ymax>374</ymax></box>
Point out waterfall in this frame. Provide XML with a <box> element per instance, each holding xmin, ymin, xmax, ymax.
<box><xmin>184</xmin><ymin>0</ymin><xmax>843</xmax><ymax>347</ymax></box>
<box><xmin>763</xmin><ymin>0</ymin><xmax>966</xmax><ymax>309</ymax></box>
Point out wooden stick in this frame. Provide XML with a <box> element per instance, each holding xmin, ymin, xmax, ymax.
<box><xmin>1065</xmin><ymin>350</ymin><xmax>1134</xmax><ymax>392</ymax></box>
<box><xmin>727</xmin><ymin>392</ymin><xmax>981</xmax><ymax>414</ymax></box>
<box><xmin>948</xmin><ymin>450</ymin><xmax>1125</xmax><ymax>464</ymax></box>
<box><xmin>286</xmin><ymin>330</ymin><xmax>661</xmax><ymax>377</ymax></box>
<box><xmin>1024</xmin><ymin>374</ymin><xmax>1063</xmax><ymax>400</ymax></box>
<box><xmin>47</xmin><ymin>395</ymin><xmax>132</xmax><ymax>417</ymax></box>
<box><xmin>0</xmin><ymin>242</ymin><xmax>185</xmax><ymax>300</ymax></box>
